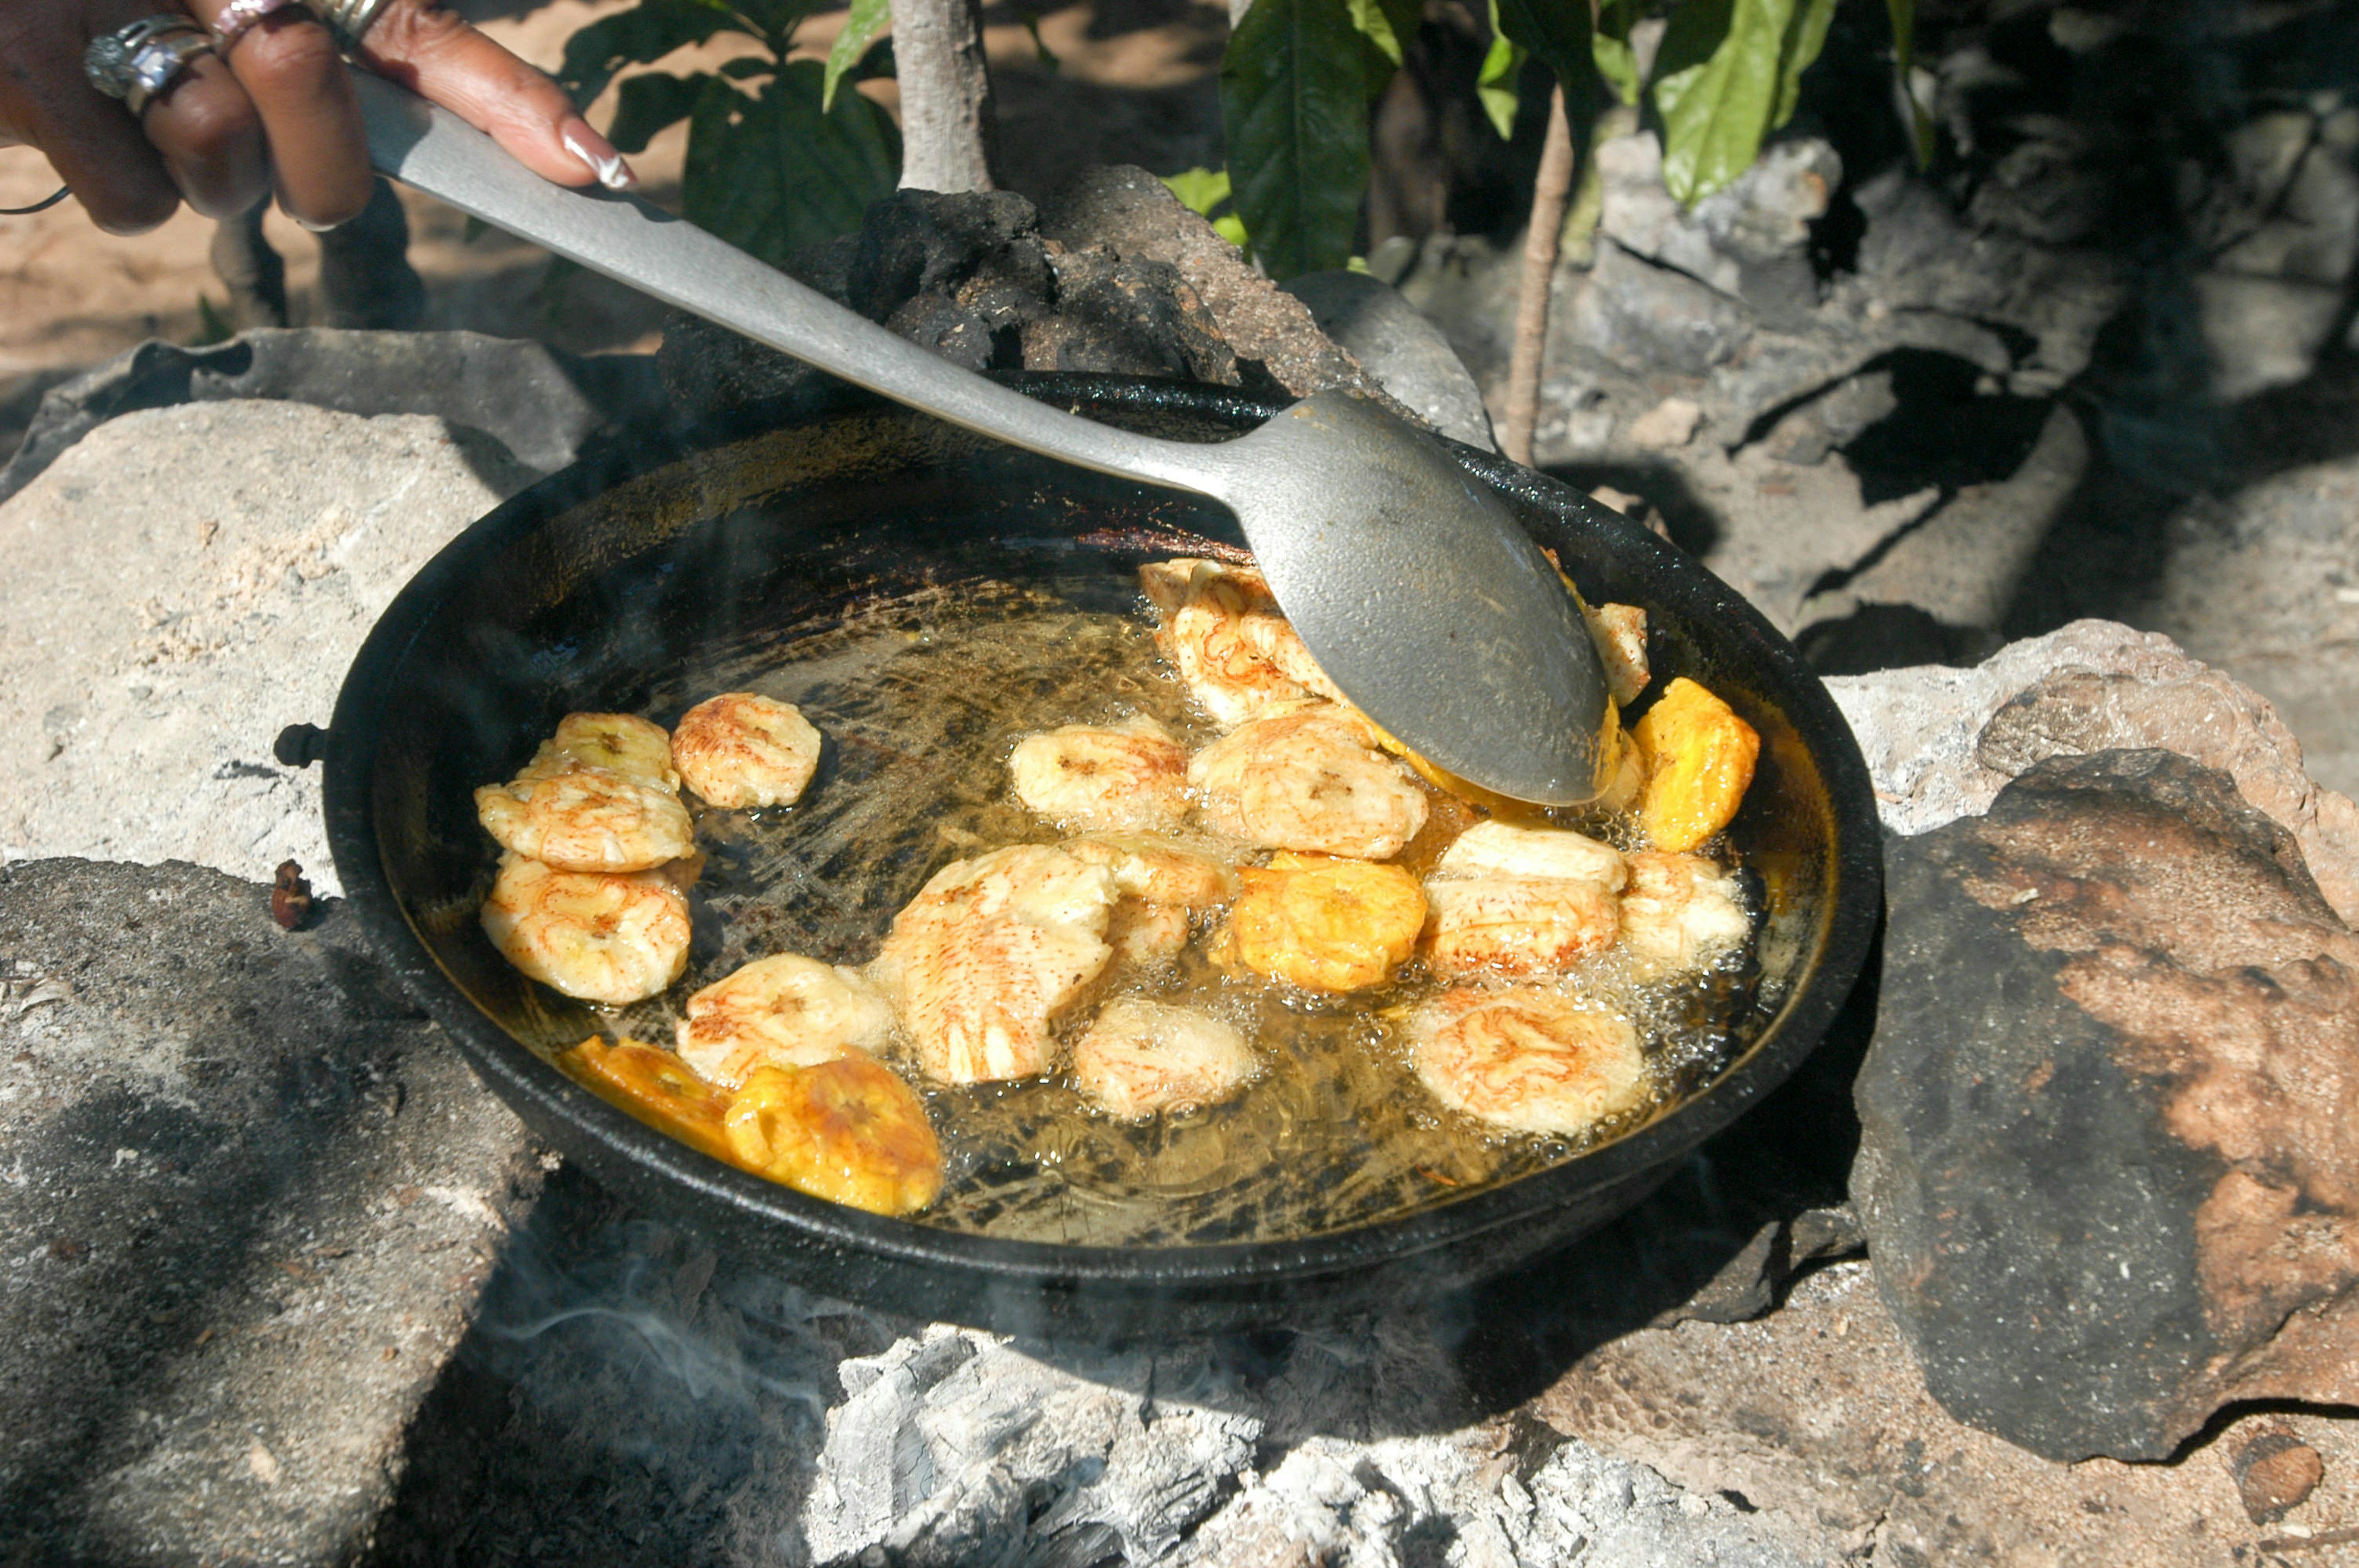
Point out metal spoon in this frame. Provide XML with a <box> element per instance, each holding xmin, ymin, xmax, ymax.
<box><xmin>354</xmin><ymin>77</ymin><xmax>1612</xmax><ymax>805</ymax></box>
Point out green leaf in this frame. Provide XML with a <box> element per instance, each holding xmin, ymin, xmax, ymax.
<box><xmin>1492</xmin><ymin>0</ymin><xmax>1595</xmax><ymax>115</ymax></box>
<box><xmin>1344</xmin><ymin>0</ymin><xmax>1412</xmax><ymax>66</ymax></box>
<box><xmin>1213</xmin><ymin>212</ymin><xmax>1251</xmax><ymax>249</ymax></box>
<box><xmin>557</xmin><ymin>0</ymin><xmax>743</xmax><ymax>107</ymax></box>
<box><xmin>1160</xmin><ymin>166</ymin><xmax>1233</xmax><ymax>216</ymax></box>
<box><xmin>1221</xmin><ymin>0</ymin><xmax>1383</xmax><ymax>279</ymax></box>
<box><xmin>1476</xmin><ymin>0</ymin><xmax>1525</xmax><ymax>138</ymax></box>
<box><xmin>1590</xmin><ymin>0</ymin><xmax>1640</xmax><ymax>107</ymax></box>
<box><xmin>682</xmin><ymin>59</ymin><xmax>901</xmax><ymax>268</ymax></box>
<box><xmin>1651</xmin><ymin>0</ymin><xmax>1833</xmax><ymax>205</ymax></box>
<box><xmin>608</xmin><ymin>70</ymin><xmax>709</xmax><ymax>153</ymax></box>
<box><xmin>1771</xmin><ymin>0</ymin><xmax>1836</xmax><ymax>127</ymax></box>
<box><xmin>719</xmin><ymin>55</ymin><xmax>771</xmax><ymax>77</ymax></box>
<box><xmin>823</xmin><ymin>0</ymin><xmax>890</xmax><ymax>110</ymax></box>
<box><xmin>736</xmin><ymin>0</ymin><xmax>823</xmax><ymax>48</ymax></box>
<box><xmin>1886</xmin><ymin>0</ymin><xmax>1933</xmax><ymax>167</ymax></box>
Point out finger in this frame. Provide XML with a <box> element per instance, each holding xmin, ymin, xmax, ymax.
<box><xmin>184</xmin><ymin>1</ymin><xmax>372</xmax><ymax>227</ymax></box>
<box><xmin>138</xmin><ymin>50</ymin><xmax>268</xmax><ymax>218</ymax></box>
<box><xmin>358</xmin><ymin>2</ymin><xmax>637</xmax><ymax>190</ymax></box>
<box><xmin>11</xmin><ymin>8</ymin><xmax>182</xmax><ymax>232</ymax></box>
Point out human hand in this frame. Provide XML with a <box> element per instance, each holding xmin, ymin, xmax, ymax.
<box><xmin>0</xmin><ymin>0</ymin><xmax>635</xmax><ymax>235</ymax></box>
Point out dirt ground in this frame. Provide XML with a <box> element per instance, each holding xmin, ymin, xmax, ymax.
<box><xmin>0</xmin><ymin>0</ymin><xmax>1229</xmax><ymax>426</ymax></box>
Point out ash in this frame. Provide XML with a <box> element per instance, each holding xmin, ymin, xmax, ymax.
<box><xmin>366</xmin><ymin>1080</ymin><xmax>1855</xmax><ymax>1568</ymax></box>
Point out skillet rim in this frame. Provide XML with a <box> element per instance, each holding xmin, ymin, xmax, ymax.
<box><xmin>323</xmin><ymin>371</ymin><xmax>1883</xmax><ymax>1299</ymax></box>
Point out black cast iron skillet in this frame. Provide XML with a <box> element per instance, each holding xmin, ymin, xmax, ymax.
<box><xmin>318</xmin><ymin>372</ymin><xmax>1881</xmax><ymax>1336</ymax></box>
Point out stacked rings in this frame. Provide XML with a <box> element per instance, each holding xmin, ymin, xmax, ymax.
<box><xmin>84</xmin><ymin>15</ymin><xmax>215</xmax><ymax>117</ymax></box>
<box><xmin>300</xmin><ymin>0</ymin><xmax>396</xmax><ymax>51</ymax></box>
<box><xmin>211</xmin><ymin>0</ymin><xmax>301</xmax><ymax>52</ymax></box>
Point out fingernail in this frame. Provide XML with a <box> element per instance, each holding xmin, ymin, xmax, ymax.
<box><xmin>562</xmin><ymin>119</ymin><xmax>638</xmax><ymax>192</ymax></box>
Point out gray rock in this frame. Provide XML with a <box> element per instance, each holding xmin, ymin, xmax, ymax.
<box><xmin>2194</xmin><ymin>273</ymin><xmax>2349</xmax><ymax>402</ymax></box>
<box><xmin>0</xmin><ymin>329</ymin><xmax>661</xmax><ymax>505</ymax></box>
<box><xmin>1570</xmin><ymin>238</ymin><xmax>1756</xmax><ymax>378</ymax></box>
<box><xmin>1823</xmin><ymin>619</ymin><xmax>2359</xmax><ymax>923</ymax></box>
<box><xmin>0</xmin><ymin>857</ymin><xmax>542</xmax><ymax>1565</ymax></box>
<box><xmin>2191</xmin><ymin>110</ymin><xmax>2359</xmax><ymax>291</ymax></box>
<box><xmin>1281</xmin><ymin>270</ymin><xmax>1497</xmax><ymax>449</ymax></box>
<box><xmin>1536</xmin><ymin>1258</ymin><xmax>2343</xmax><ymax>1564</ymax></box>
<box><xmin>0</xmin><ymin>400</ymin><xmax>533</xmax><ymax>895</ymax></box>
<box><xmin>1852</xmin><ymin>750</ymin><xmax>2359</xmax><ymax>1461</ymax></box>
<box><xmin>2138</xmin><ymin>450</ymin><xmax>2359</xmax><ymax>798</ymax></box>
<box><xmin>1040</xmin><ymin>166</ymin><xmax>1416</xmax><ymax>423</ymax></box>
<box><xmin>1852</xmin><ymin>168</ymin><xmax>2127</xmax><ymax>396</ymax></box>
<box><xmin>1597</xmin><ymin>131</ymin><xmax>1840</xmax><ymax>320</ymax></box>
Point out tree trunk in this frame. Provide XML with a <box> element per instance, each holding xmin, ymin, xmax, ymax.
<box><xmin>1500</xmin><ymin>85</ymin><xmax>1576</xmax><ymax>468</ymax></box>
<box><xmin>891</xmin><ymin>0</ymin><xmax>1000</xmax><ymax>193</ymax></box>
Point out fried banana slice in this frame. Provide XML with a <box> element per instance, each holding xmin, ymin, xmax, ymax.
<box><xmin>1139</xmin><ymin>558</ymin><xmax>1345</xmax><ymax>725</ymax></box>
<box><xmin>481</xmin><ymin>854</ymin><xmax>690</xmax><ymax>1004</ymax></box>
<box><xmin>1423</xmin><ymin>820</ymin><xmax>1627</xmax><ymax>978</ymax></box>
<box><xmin>1631</xmin><ymin>677</ymin><xmax>1759</xmax><ymax>852</ymax></box>
<box><xmin>475</xmin><ymin>765</ymin><xmax>695</xmax><ymax>873</ymax></box>
<box><xmin>1065</xmin><ymin>834</ymin><xmax>1237</xmax><ymax>908</ymax></box>
<box><xmin>1434</xmin><ymin>821</ymin><xmax>1626</xmax><ymax>889</ymax></box>
<box><xmin>724</xmin><ymin>1056</ymin><xmax>944</xmax><ymax>1216</ymax></box>
<box><xmin>1189</xmin><ymin>702</ymin><xmax>1429</xmax><ymax>860</ymax></box>
<box><xmin>1216</xmin><ymin>852</ymin><xmax>1426</xmax><ymax>993</ymax></box>
<box><xmin>1106</xmin><ymin>899</ymin><xmax>1195</xmax><ymax>968</ymax></box>
<box><xmin>519</xmin><ymin>712</ymin><xmax>681</xmax><ymax>790</ymax></box>
<box><xmin>671</xmin><ymin>692</ymin><xmax>824</xmax><ymax>809</ymax></box>
<box><xmin>1581</xmin><ymin>602</ymin><xmax>1651</xmax><ymax>707</ymax></box>
<box><xmin>564</xmin><ymin>1037</ymin><xmax>734</xmax><ymax>1163</ymax></box>
<box><xmin>1009</xmin><ymin>717</ymin><xmax>1190</xmax><ymax>833</ymax></box>
<box><xmin>675</xmin><ymin>954</ymin><xmax>896</xmax><ymax>1088</ymax></box>
<box><xmin>1619</xmin><ymin>851</ymin><xmax>1751</xmax><ymax>981</ymax></box>
<box><xmin>1072</xmin><ymin>999</ymin><xmax>1258</xmax><ymax>1120</ymax></box>
<box><xmin>1410</xmin><ymin>987</ymin><xmax>1647</xmax><ymax>1136</ymax></box>
<box><xmin>869</xmin><ymin>845</ymin><xmax>1118</xmax><ymax>1084</ymax></box>
<box><xmin>1424</xmin><ymin>876</ymin><xmax>1621</xmax><ymax>978</ymax></box>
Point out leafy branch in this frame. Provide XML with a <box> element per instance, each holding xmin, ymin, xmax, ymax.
<box><xmin>558</xmin><ymin>0</ymin><xmax>901</xmax><ymax>268</ymax></box>
<box><xmin>1216</xmin><ymin>0</ymin><xmax>1926</xmax><ymax>284</ymax></box>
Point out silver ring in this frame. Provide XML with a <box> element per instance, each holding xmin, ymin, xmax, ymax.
<box><xmin>300</xmin><ymin>0</ymin><xmax>394</xmax><ymax>51</ymax></box>
<box><xmin>212</xmin><ymin>0</ymin><xmax>300</xmax><ymax>52</ymax></box>
<box><xmin>85</xmin><ymin>18</ymin><xmax>215</xmax><ymax>115</ymax></box>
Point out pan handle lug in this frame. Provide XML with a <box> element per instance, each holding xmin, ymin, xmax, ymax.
<box><xmin>275</xmin><ymin>723</ymin><xmax>331</xmax><ymax>769</ymax></box>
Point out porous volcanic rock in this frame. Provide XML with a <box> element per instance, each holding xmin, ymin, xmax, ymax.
<box><xmin>1826</xmin><ymin>619</ymin><xmax>2359</xmax><ymax>924</ymax></box>
<box><xmin>1853</xmin><ymin>748</ymin><xmax>2359</xmax><ymax>1461</ymax></box>
<box><xmin>660</xmin><ymin>176</ymin><xmax>1431</xmax><ymax>432</ymax></box>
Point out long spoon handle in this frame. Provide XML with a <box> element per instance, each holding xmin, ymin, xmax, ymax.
<box><xmin>354</xmin><ymin>75</ymin><xmax>1218</xmax><ymax>496</ymax></box>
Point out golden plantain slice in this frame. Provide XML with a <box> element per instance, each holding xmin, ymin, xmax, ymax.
<box><xmin>519</xmin><ymin>712</ymin><xmax>681</xmax><ymax>790</ymax></box>
<box><xmin>563</xmin><ymin>1037</ymin><xmax>735</xmax><ymax>1164</ymax></box>
<box><xmin>1009</xmin><ymin>719</ymin><xmax>1191</xmax><ymax>833</ymax></box>
<box><xmin>1630</xmin><ymin>677</ymin><xmax>1760</xmax><ymax>852</ymax></box>
<box><xmin>675</xmin><ymin>953</ymin><xmax>895</xmax><ymax>1088</ymax></box>
<box><xmin>1216</xmin><ymin>852</ymin><xmax>1426</xmax><ymax>993</ymax></box>
<box><xmin>1409</xmin><ymin>988</ymin><xmax>1646</xmax><ymax>1137</ymax></box>
<box><xmin>475</xmin><ymin>765</ymin><xmax>695</xmax><ymax>873</ymax></box>
<box><xmin>671</xmin><ymin>692</ymin><xmax>824</xmax><ymax>810</ymax></box>
<box><xmin>723</xmin><ymin>1056</ymin><xmax>945</xmax><ymax>1216</ymax></box>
